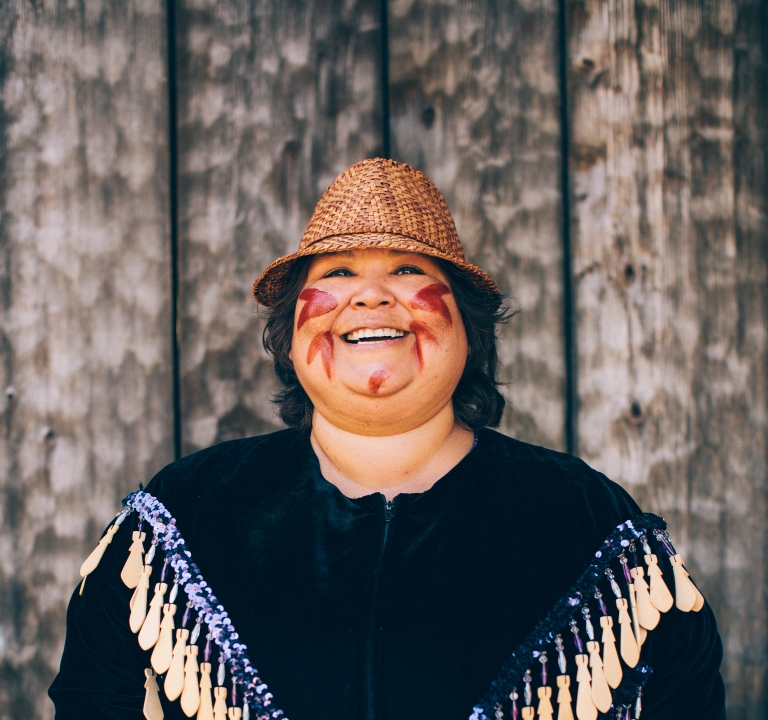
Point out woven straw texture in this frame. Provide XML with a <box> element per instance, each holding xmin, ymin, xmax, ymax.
<box><xmin>252</xmin><ymin>158</ymin><xmax>499</xmax><ymax>306</ymax></box>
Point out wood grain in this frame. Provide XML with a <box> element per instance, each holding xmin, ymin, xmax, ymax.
<box><xmin>176</xmin><ymin>0</ymin><xmax>383</xmax><ymax>455</ymax></box>
<box><xmin>567</xmin><ymin>0</ymin><xmax>768</xmax><ymax>713</ymax></box>
<box><xmin>387</xmin><ymin>0</ymin><xmax>567</xmax><ymax>450</ymax></box>
<box><xmin>0</xmin><ymin>1</ymin><xmax>174</xmax><ymax>717</ymax></box>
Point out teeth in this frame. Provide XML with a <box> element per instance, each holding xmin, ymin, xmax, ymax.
<box><xmin>345</xmin><ymin>328</ymin><xmax>406</xmax><ymax>342</ymax></box>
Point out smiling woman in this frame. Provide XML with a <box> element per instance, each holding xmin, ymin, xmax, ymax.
<box><xmin>50</xmin><ymin>159</ymin><xmax>725</xmax><ymax>720</ymax></box>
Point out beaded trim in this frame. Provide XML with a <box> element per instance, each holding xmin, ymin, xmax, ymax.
<box><xmin>471</xmin><ymin>513</ymin><xmax>667</xmax><ymax>719</ymax></box>
<box><xmin>122</xmin><ymin>490</ymin><xmax>682</xmax><ymax>720</ymax></box>
<box><xmin>124</xmin><ymin>490</ymin><xmax>285</xmax><ymax>719</ymax></box>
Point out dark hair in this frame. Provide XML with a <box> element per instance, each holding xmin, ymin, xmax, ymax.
<box><xmin>261</xmin><ymin>256</ymin><xmax>513</xmax><ymax>430</ymax></box>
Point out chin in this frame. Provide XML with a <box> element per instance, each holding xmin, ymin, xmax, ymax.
<box><xmin>346</xmin><ymin>377</ymin><xmax>412</xmax><ymax>399</ymax></box>
<box><xmin>334</xmin><ymin>364</ymin><xmax>416</xmax><ymax>398</ymax></box>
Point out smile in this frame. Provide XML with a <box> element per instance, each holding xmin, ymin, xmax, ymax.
<box><xmin>343</xmin><ymin>328</ymin><xmax>408</xmax><ymax>344</ymax></box>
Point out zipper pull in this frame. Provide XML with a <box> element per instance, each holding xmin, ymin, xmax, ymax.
<box><xmin>384</xmin><ymin>500</ymin><xmax>395</xmax><ymax>522</ymax></box>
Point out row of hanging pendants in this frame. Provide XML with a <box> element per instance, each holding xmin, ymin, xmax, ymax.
<box><xmin>491</xmin><ymin>532</ymin><xmax>704</xmax><ymax>720</ymax></box>
<box><xmin>122</xmin><ymin>525</ymin><xmax>249</xmax><ymax>720</ymax></box>
<box><xmin>77</xmin><ymin>513</ymin><xmax>249</xmax><ymax>720</ymax></box>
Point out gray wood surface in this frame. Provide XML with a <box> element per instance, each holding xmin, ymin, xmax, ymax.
<box><xmin>176</xmin><ymin>0</ymin><xmax>384</xmax><ymax>455</ymax></box>
<box><xmin>388</xmin><ymin>0</ymin><xmax>567</xmax><ymax>451</ymax></box>
<box><xmin>567</xmin><ymin>0</ymin><xmax>768</xmax><ymax>714</ymax></box>
<box><xmin>0</xmin><ymin>1</ymin><xmax>174</xmax><ymax>717</ymax></box>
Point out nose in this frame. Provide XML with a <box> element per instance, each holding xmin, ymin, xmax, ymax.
<box><xmin>350</xmin><ymin>279</ymin><xmax>395</xmax><ymax>309</ymax></box>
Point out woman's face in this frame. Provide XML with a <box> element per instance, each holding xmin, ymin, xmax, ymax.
<box><xmin>290</xmin><ymin>248</ymin><xmax>469</xmax><ymax>435</ymax></box>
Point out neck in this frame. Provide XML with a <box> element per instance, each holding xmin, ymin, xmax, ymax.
<box><xmin>310</xmin><ymin>404</ymin><xmax>475</xmax><ymax>501</ymax></box>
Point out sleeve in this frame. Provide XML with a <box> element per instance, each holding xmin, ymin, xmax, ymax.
<box><xmin>639</xmin><ymin>569</ymin><xmax>726</xmax><ymax>719</ymax></box>
<box><xmin>48</xmin><ymin>508</ymin><xmax>185</xmax><ymax>720</ymax></box>
<box><xmin>578</xmin><ymin>468</ymin><xmax>726</xmax><ymax>718</ymax></box>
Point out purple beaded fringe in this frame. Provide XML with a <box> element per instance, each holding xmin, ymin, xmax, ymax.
<box><xmin>124</xmin><ymin>490</ymin><xmax>285</xmax><ymax>720</ymax></box>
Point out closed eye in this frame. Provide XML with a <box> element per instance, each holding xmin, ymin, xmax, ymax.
<box><xmin>323</xmin><ymin>267</ymin><xmax>355</xmax><ymax>278</ymax></box>
<box><xmin>393</xmin><ymin>265</ymin><xmax>424</xmax><ymax>275</ymax></box>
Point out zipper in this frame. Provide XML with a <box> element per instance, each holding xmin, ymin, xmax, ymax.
<box><xmin>384</xmin><ymin>500</ymin><xmax>395</xmax><ymax>522</ymax></box>
<box><xmin>364</xmin><ymin>498</ymin><xmax>396</xmax><ymax>719</ymax></box>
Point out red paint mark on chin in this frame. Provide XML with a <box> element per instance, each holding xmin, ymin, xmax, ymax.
<box><xmin>297</xmin><ymin>288</ymin><xmax>338</xmax><ymax>330</ymax></box>
<box><xmin>307</xmin><ymin>331</ymin><xmax>334</xmax><ymax>378</ymax></box>
<box><xmin>409</xmin><ymin>283</ymin><xmax>452</xmax><ymax>325</ymax></box>
<box><xmin>368</xmin><ymin>370</ymin><xmax>388</xmax><ymax>395</ymax></box>
<box><xmin>410</xmin><ymin>321</ymin><xmax>439</xmax><ymax>371</ymax></box>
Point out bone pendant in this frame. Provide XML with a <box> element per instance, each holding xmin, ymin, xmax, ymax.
<box><xmin>165</xmin><ymin>628</ymin><xmax>189</xmax><ymax>701</ymax></box>
<box><xmin>586</xmin><ymin>641</ymin><xmax>612</xmax><ymax>713</ymax></box>
<box><xmin>555</xmin><ymin>675</ymin><xmax>574</xmax><ymax>720</ymax></box>
<box><xmin>213</xmin><ymin>687</ymin><xmax>228</xmax><ymax>720</ymax></box>
<box><xmin>631</xmin><ymin>566</ymin><xmax>660</xmax><ymax>630</ymax></box>
<box><xmin>537</xmin><ymin>686</ymin><xmax>554</xmax><ymax>720</ymax></box>
<box><xmin>121</xmin><ymin>531</ymin><xmax>147</xmax><ymax>588</ymax></box>
<box><xmin>227</xmin><ymin>710</ymin><xmax>242</xmax><ymax>720</ymax></box>
<box><xmin>180</xmin><ymin>645</ymin><xmax>200</xmax><ymax>717</ymax></box>
<box><xmin>151</xmin><ymin>603</ymin><xmax>177</xmax><ymax>674</ymax></box>
<box><xmin>692</xmin><ymin>578</ymin><xmax>705</xmax><ymax>611</ymax></box>
<box><xmin>130</xmin><ymin>580</ymin><xmax>140</xmax><ymax>610</ymax></box>
<box><xmin>599</xmin><ymin>616</ymin><xmax>622</xmax><ymax>688</ymax></box>
<box><xmin>130</xmin><ymin>566</ymin><xmax>153</xmax><ymax>633</ymax></box>
<box><xmin>670</xmin><ymin>554</ymin><xmax>697</xmax><ymax>612</ymax></box>
<box><xmin>522</xmin><ymin>708</ymin><xmax>535</xmax><ymax>720</ymax></box>
<box><xmin>574</xmin><ymin>654</ymin><xmax>597</xmax><ymax>720</ymax></box>
<box><xmin>683</xmin><ymin>563</ymin><xmax>706</xmax><ymax>611</ymax></box>
<box><xmin>139</xmin><ymin>583</ymin><xmax>168</xmax><ymax>650</ymax></box>
<box><xmin>644</xmin><ymin>554</ymin><xmax>674</xmax><ymax>612</ymax></box>
<box><xmin>80</xmin><ymin>525</ymin><xmax>120</xmax><ymax>578</ymax></box>
<box><xmin>616</xmin><ymin>598</ymin><xmax>640</xmax><ymax>667</ymax></box>
<box><xmin>143</xmin><ymin>668</ymin><xmax>165</xmax><ymax>720</ymax></box>
<box><xmin>197</xmin><ymin>662</ymin><xmax>214</xmax><ymax>720</ymax></box>
<box><xmin>627</xmin><ymin>583</ymin><xmax>646</xmax><ymax>646</ymax></box>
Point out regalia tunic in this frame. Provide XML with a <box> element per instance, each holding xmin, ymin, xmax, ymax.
<box><xmin>49</xmin><ymin>428</ymin><xmax>725</xmax><ymax>720</ymax></box>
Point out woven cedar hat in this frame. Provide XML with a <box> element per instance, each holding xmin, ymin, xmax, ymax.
<box><xmin>252</xmin><ymin>157</ymin><xmax>500</xmax><ymax>307</ymax></box>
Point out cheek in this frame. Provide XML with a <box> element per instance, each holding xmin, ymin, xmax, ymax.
<box><xmin>409</xmin><ymin>321</ymin><xmax>439</xmax><ymax>370</ymax></box>
<box><xmin>408</xmin><ymin>283</ymin><xmax>453</xmax><ymax>325</ymax></box>
<box><xmin>367</xmin><ymin>370</ymin><xmax>388</xmax><ymax>394</ymax></box>
<box><xmin>297</xmin><ymin>288</ymin><xmax>338</xmax><ymax>331</ymax></box>
<box><xmin>307</xmin><ymin>331</ymin><xmax>334</xmax><ymax>379</ymax></box>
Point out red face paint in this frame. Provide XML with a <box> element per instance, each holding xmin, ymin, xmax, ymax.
<box><xmin>409</xmin><ymin>283</ymin><xmax>452</xmax><ymax>326</ymax></box>
<box><xmin>409</xmin><ymin>321</ymin><xmax>439</xmax><ymax>370</ymax></box>
<box><xmin>297</xmin><ymin>288</ymin><xmax>338</xmax><ymax>331</ymax></box>
<box><xmin>368</xmin><ymin>370</ymin><xmax>388</xmax><ymax>395</ymax></box>
<box><xmin>307</xmin><ymin>331</ymin><xmax>334</xmax><ymax>378</ymax></box>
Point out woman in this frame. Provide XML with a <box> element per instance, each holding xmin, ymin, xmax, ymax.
<box><xmin>50</xmin><ymin>159</ymin><xmax>725</xmax><ymax>720</ymax></box>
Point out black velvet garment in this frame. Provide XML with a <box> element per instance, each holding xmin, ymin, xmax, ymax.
<box><xmin>50</xmin><ymin>428</ymin><xmax>725</xmax><ymax>719</ymax></box>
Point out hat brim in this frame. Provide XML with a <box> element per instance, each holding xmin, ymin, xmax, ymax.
<box><xmin>252</xmin><ymin>233</ymin><xmax>500</xmax><ymax>307</ymax></box>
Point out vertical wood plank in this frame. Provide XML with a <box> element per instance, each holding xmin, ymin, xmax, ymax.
<box><xmin>0</xmin><ymin>2</ymin><xmax>173</xmax><ymax>717</ymax></box>
<box><xmin>387</xmin><ymin>0</ymin><xmax>567</xmax><ymax>450</ymax></box>
<box><xmin>731</xmin><ymin>0</ymin><xmax>768</xmax><ymax>713</ymax></box>
<box><xmin>567</xmin><ymin>0</ymin><xmax>768</xmax><ymax>713</ymax></box>
<box><xmin>176</xmin><ymin>0</ymin><xmax>383</xmax><ymax>455</ymax></box>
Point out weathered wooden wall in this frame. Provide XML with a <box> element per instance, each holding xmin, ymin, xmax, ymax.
<box><xmin>0</xmin><ymin>0</ymin><xmax>765</xmax><ymax>718</ymax></box>
<box><xmin>176</xmin><ymin>0</ymin><xmax>383</xmax><ymax>455</ymax></box>
<box><xmin>567</xmin><ymin>0</ymin><xmax>768</xmax><ymax>714</ymax></box>
<box><xmin>387</xmin><ymin>0</ymin><xmax>567</xmax><ymax>450</ymax></box>
<box><xmin>0</xmin><ymin>1</ymin><xmax>174</xmax><ymax>717</ymax></box>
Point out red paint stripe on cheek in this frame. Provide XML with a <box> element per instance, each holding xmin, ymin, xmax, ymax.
<box><xmin>410</xmin><ymin>321</ymin><xmax>438</xmax><ymax>371</ymax></box>
<box><xmin>409</xmin><ymin>283</ymin><xmax>452</xmax><ymax>326</ymax></box>
<box><xmin>307</xmin><ymin>331</ymin><xmax>334</xmax><ymax>378</ymax></box>
<box><xmin>368</xmin><ymin>370</ymin><xmax>388</xmax><ymax>394</ymax></box>
<box><xmin>297</xmin><ymin>289</ymin><xmax>338</xmax><ymax>330</ymax></box>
